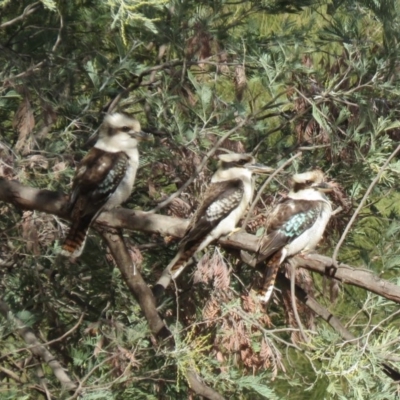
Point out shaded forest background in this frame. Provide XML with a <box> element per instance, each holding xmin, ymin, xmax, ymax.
<box><xmin>1</xmin><ymin>0</ymin><xmax>400</xmax><ymax>399</ymax></box>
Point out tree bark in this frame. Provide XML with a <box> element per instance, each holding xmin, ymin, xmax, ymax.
<box><xmin>98</xmin><ymin>227</ymin><xmax>225</xmax><ymax>399</ymax></box>
<box><xmin>1</xmin><ymin>178</ymin><xmax>399</xmax><ymax>305</ymax></box>
<box><xmin>278</xmin><ymin>274</ymin><xmax>400</xmax><ymax>381</ymax></box>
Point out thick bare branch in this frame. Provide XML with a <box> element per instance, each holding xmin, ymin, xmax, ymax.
<box><xmin>98</xmin><ymin>227</ymin><xmax>168</xmax><ymax>339</ymax></box>
<box><xmin>98</xmin><ymin>228</ymin><xmax>226</xmax><ymax>399</ymax></box>
<box><xmin>227</xmin><ymin>238</ymin><xmax>400</xmax><ymax>304</ymax></box>
<box><xmin>1</xmin><ymin>178</ymin><xmax>400</xmax><ymax>305</ymax></box>
<box><xmin>0</xmin><ymin>178</ymin><xmax>188</xmax><ymax>237</ymax></box>
<box><xmin>291</xmin><ymin>254</ymin><xmax>400</xmax><ymax>304</ymax></box>
<box><xmin>187</xmin><ymin>370</ymin><xmax>226</xmax><ymax>400</ymax></box>
<box><xmin>278</xmin><ymin>275</ymin><xmax>400</xmax><ymax>381</ymax></box>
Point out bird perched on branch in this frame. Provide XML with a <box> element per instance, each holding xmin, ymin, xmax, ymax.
<box><xmin>255</xmin><ymin>170</ymin><xmax>333</xmax><ymax>303</ymax></box>
<box><xmin>152</xmin><ymin>153</ymin><xmax>273</xmax><ymax>298</ymax></box>
<box><xmin>61</xmin><ymin>113</ymin><xmax>151</xmax><ymax>258</ymax></box>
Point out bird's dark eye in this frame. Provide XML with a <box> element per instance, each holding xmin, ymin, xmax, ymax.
<box><xmin>305</xmin><ymin>180</ymin><xmax>313</xmax><ymax>185</ymax></box>
<box><xmin>237</xmin><ymin>159</ymin><xmax>248</xmax><ymax>166</ymax></box>
<box><xmin>121</xmin><ymin>126</ymin><xmax>131</xmax><ymax>132</ymax></box>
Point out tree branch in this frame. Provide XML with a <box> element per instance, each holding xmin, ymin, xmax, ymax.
<box><xmin>187</xmin><ymin>370</ymin><xmax>226</xmax><ymax>400</ymax></box>
<box><xmin>331</xmin><ymin>143</ymin><xmax>400</xmax><ymax>266</ymax></box>
<box><xmin>98</xmin><ymin>227</ymin><xmax>169</xmax><ymax>339</ymax></box>
<box><xmin>0</xmin><ymin>2</ymin><xmax>40</xmax><ymax>29</ymax></box>
<box><xmin>278</xmin><ymin>274</ymin><xmax>400</xmax><ymax>382</ymax></box>
<box><xmin>1</xmin><ymin>178</ymin><xmax>400</xmax><ymax>305</ymax></box>
<box><xmin>290</xmin><ymin>253</ymin><xmax>400</xmax><ymax>304</ymax></box>
<box><xmin>97</xmin><ymin>227</ymin><xmax>226</xmax><ymax>399</ymax></box>
<box><xmin>0</xmin><ymin>299</ymin><xmax>77</xmax><ymax>391</ymax></box>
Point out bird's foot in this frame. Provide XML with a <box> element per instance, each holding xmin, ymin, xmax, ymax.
<box><xmin>227</xmin><ymin>227</ymin><xmax>242</xmax><ymax>237</ymax></box>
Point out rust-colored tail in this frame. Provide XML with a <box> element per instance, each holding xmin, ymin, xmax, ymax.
<box><xmin>60</xmin><ymin>217</ymin><xmax>91</xmax><ymax>258</ymax></box>
<box><xmin>152</xmin><ymin>240</ymin><xmax>202</xmax><ymax>298</ymax></box>
<box><xmin>257</xmin><ymin>252</ymin><xmax>282</xmax><ymax>303</ymax></box>
<box><xmin>169</xmin><ymin>244</ymin><xmax>200</xmax><ymax>275</ymax></box>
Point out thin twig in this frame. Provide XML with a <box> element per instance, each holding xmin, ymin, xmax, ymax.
<box><xmin>298</xmin><ymin>144</ymin><xmax>330</xmax><ymax>150</ymax></box>
<box><xmin>289</xmin><ymin>259</ymin><xmax>309</xmax><ymax>343</ymax></box>
<box><xmin>0</xmin><ymin>299</ymin><xmax>77</xmax><ymax>390</ymax></box>
<box><xmin>241</xmin><ymin>151</ymin><xmax>302</xmax><ymax>228</ymax></box>
<box><xmin>293</xmin><ymin>87</ymin><xmax>348</xmax><ymax>138</ymax></box>
<box><xmin>51</xmin><ymin>9</ymin><xmax>64</xmax><ymax>53</ymax></box>
<box><xmin>0</xmin><ymin>365</ymin><xmax>24</xmax><ymax>383</ymax></box>
<box><xmin>6</xmin><ymin>60</ymin><xmax>46</xmax><ymax>81</ymax></box>
<box><xmin>0</xmin><ymin>313</ymin><xmax>84</xmax><ymax>360</ymax></box>
<box><xmin>331</xmin><ymin>143</ymin><xmax>400</xmax><ymax>266</ymax></box>
<box><xmin>0</xmin><ymin>2</ymin><xmax>40</xmax><ymax>29</ymax></box>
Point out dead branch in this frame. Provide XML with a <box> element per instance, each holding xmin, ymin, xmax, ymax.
<box><xmin>278</xmin><ymin>274</ymin><xmax>400</xmax><ymax>382</ymax></box>
<box><xmin>98</xmin><ymin>227</ymin><xmax>226</xmax><ymax>399</ymax></box>
<box><xmin>98</xmin><ymin>227</ymin><xmax>168</xmax><ymax>339</ymax></box>
<box><xmin>1</xmin><ymin>178</ymin><xmax>400</xmax><ymax>305</ymax></box>
<box><xmin>187</xmin><ymin>370</ymin><xmax>226</xmax><ymax>400</ymax></box>
<box><xmin>0</xmin><ymin>2</ymin><xmax>40</xmax><ymax>29</ymax></box>
<box><xmin>289</xmin><ymin>254</ymin><xmax>400</xmax><ymax>304</ymax></box>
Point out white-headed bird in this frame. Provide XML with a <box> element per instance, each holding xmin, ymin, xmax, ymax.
<box><xmin>61</xmin><ymin>113</ymin><xmax>151</xmax><ymax>258</ymax></box>
<box><xmin>256</xmin><ymin>170</ymin><xmax>333</xmax><ymax>303</ymax></box>
<box><xmin>153</xmin><ymin>153</ymin><xmax>273</xmax><ymax>297</ymax></box>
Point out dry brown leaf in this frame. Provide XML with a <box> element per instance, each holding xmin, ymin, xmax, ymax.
<box><xmin>128</xmin><ymin>245</ymin><xmax>143</xmax><ymax>268</ymax></box>
<box><xmin>193</xmin><ymin>252</ymin><xmax>211</xmax><ymax>285</ymax></box>
<box><xmin>21</xmin><ymin>211</ymin><xmax>40</xmax><ymax>256</ymax></box>
<box><xmin>202</xmin><ymin>294</ymin><xmax>221</xmax><ymax>321</ymax></box>
<box><xmin>211</xmin><ymin>250</ymin><xmax>230</xmax><ymax>290</ymax></box>
<box><xmin>52</xmin><ymin>161</ymin><xmax>67</xmax><ymax>179</ymax></box>
<box><xmin>13</xmin><ymin>97</ymin><xmax>35</xmax><ymax>154</ymax></box>
<box><xmin>118</xmin><ymin>346</ymin><xmax>141</xmax><ymax>369</ymax></box>
<box><xmin>167</xmin><ymin>196</ymin><xmax>192</xmax><ymax>219</ymax></box>
<box><xmin>93</xmin><ymin>335</ymin><xmax>105</xmax><ymax>357</ymax></box>
<box><xmin>234</xmin><ymin>64</ymin><xmax>247</xmax><ymax>102</ymax></box>
<box><xmin>25</xmin><ymin>154</ymin><xmax>49</xmax><ymax>170</ymax></box>
<box><xmin>217</xmin><ymin>50</ymin><xmax>230</xmax><ymax>74</ymax></box>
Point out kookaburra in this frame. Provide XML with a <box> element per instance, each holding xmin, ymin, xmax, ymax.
<box><xmin>152</xmin><ymin>153</ymin><xmax>273</xmax><ymax>297</ymax></box>
<box><xmin>256</xmin><ymin>170</ymin><xmax>333</xmax><ymax>303</ymax></box>
<box><xmin>61</xmin><ymin>113</ymin><xmax>151</xmax><ymax>258</ymax></box>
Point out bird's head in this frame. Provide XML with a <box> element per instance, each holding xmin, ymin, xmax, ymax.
<box><xmin>217</xmin><ymin>153</ymin><xmax>273</xmax><ymax>175</ymax></box>
<box><xmin>291</xmin><ymin>170</ymin><xmax>333</xmax><ymax>193</ymax></box>
<box><xmin>96</xmin><ymin>113</ymin><xmax>152</xmax><ymax>152</ymax></box>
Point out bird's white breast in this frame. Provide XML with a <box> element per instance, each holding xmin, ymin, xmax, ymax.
<box><xmin>284</xmin><ymin>200</ymin><xmax>332</xmax><ymax>259</ymax></box>
<box><xmin>209</xmin><ymin>173</ymin><xmax>253</xmax><ymax>240</ymax></box>
<box><xmin>104</xmin><ymin>148</ymin><xmax>139</xmax><ymax>209</ymax></box>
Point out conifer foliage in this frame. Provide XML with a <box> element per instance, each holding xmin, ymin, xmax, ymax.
<box><xmin>1</xmin><ymin>0</ymin><xmax>400</xmax><ymax>398</ymax></box>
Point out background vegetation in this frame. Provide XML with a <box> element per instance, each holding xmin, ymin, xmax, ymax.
<box><xmin>1</xmin><ymin>0</ymin><xmax>400</xmax><ymax>398</ymax></box>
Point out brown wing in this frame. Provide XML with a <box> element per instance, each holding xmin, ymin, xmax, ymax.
<box><xmin>69</xmin><ymin>148</ymin><xmax>129</xmax><ymax>219</ymax></box>
<box><xmin>180</xmin><ymin>179</ymin><xmax>244</xmax><ymax>251</ymax></box>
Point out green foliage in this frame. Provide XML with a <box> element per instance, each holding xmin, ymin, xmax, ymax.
<box><xmin>1</xmin><ymin>0</ymin><xmax>400</xmax><ymax>398</ymax></box>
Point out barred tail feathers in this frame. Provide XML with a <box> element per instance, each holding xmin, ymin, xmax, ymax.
<box><xmin>258</xmin><ymin>252</ymin><xmax>283</xmax><ymax>303</ymax></box>
<box><xmin>60</xmin><ymin>217</ymin><xmax>92</xmax><ymax>258</ymax></box>
<box><xmin>152</xmin><ymin>241</ymin><xmax>203</xmax><ymax>297</ymax></box>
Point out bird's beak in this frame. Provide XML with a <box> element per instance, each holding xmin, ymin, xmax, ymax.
<box><xmin>247</xmin><ymin>163</ymin><xmax>274</xmax><ymax>174</ymax></box>
<box><xmin>130</xmin><ymin>131</ymin><xmax>153</xmax><ymax>141</ymax></box>
<box><xmin>313</xmin><ymin>182</ymin><xmax>333</xmax><ymax>192</ymax></box>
